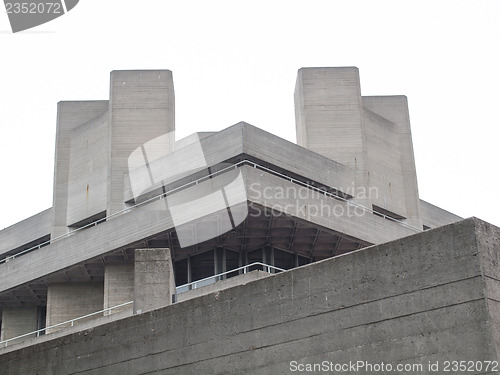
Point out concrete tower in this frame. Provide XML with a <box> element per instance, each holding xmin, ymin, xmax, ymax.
<box><xmin>295</xmin><ymin>67</ymin><xmax>422</xmax><ymax>228</ymax></box>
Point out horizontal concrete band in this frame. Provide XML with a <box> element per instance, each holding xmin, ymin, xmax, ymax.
<box><xmin>0</xmin><ymin>163</ymin><xmax>419</xmax><ymax>294</ymax></box>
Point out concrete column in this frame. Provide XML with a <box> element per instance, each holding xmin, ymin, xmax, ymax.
<box><xmin>0</xmin><ymin>307</ymin><xmax>38</xmax><ymax>344</ymax></box>
<box><xmin>134</xmin><ymin>248</ymin><xmax>175</xmax><ymax>314</ymax></box>
<box><xmin>108</xmin><ymin>70</ymin><xmax>175</xmax><ymax>215</ymax></box>
<box><xmin>104</xmin><ymin>264</ymin><xmax>134</xmax><ymax>316</ymax></box>
<box><xmin>294</xmin><ymin>67</ymin><xmax>369</xmax><ymax>205</ymax></box>
<box><xmin>46</xmin><ymin>282</ymin><xmax>104</xmax><ymax>334</ymax></box>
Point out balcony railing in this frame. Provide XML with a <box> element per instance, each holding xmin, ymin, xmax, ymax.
<box><xmin>175</xmin><ymin>262</ymin><xmax>285</xmax><ymax>294</ymax></box>
<box><xmin>0</xmin><ymin>263</ymin><xmax>283</xmax><ymax>348</ymax></box>
<box><xmin>0</xmin><ymin>159</ymin><xmax>421</xmax><ymax>264</ymax></box>
<box><xmin>0</xmin><ymin>301</ymin><xmax>133</xmax><ymax>347</ymax></box>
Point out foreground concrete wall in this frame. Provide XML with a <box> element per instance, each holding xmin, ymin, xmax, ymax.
<box><xmin>1</xmin><ymin>218</ymin><xmax>499</xmax><ymax>374</ymax></box>
<box><xmin>46</xmin><ymin>282</ymin><xmax>104</xmax><ymax>333</ymax></box>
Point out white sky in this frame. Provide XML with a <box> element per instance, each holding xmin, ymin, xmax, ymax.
<box><xmin>1</xmin><ymin>0</ymin><xmax>499</xmax><ymax>230</ymax></box>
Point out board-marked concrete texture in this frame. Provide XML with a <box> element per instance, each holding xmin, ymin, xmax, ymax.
<box><xmin>0</xmin><ymin>217</ymin><xmax>498</xmax><ymax>374</ymax></box>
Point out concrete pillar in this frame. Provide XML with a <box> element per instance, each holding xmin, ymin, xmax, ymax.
<box><xmin>46</xmin><ymin>282</ymin><xmax>104</xmax><ymax>334</ymax></box>
<box><xmin>294</xmin><ymin>67</ymin><xmax>367</xmax><ymax>169</ymax></box>
<box><xmin>294</xmin><ymin>67</ymin><xmax>369</xmax><ymax>204</ymax></box>
<box><xmin>134</xmin><ymin>248</ymin><xmax>175</xmax><ymax>314</ymax></box>
<box><xmin>104</xmin><ymin>264</ymin><xmax>134</xmax><ymax>316</ymax></box>
<box><xmin>108</xmin><ymin>70</ymin><xmax>175</xmax><ymax>215</ymax></box>
<box><xmin>0</xmin><ymin>307</ymin><xmax>38</xmax><ymax>344</ymax></box>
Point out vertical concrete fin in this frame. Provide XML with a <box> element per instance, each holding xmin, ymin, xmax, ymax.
<box><xmin>362</xmin><ymin>96</ymin><xmax>422</xmax><ymax>228</ymax></box>
<box><xmin>294</xmin><ymin>67</ymin><xmax>368</xmax><ymax>202</ymax></box>
<box><xmin>294</xmin><ymin>67</ymin><xmax>366</xmax><ymax>168</ymax></box>
<box><xmin>51</xmin><ymin>101</ymin><xmax>109</xmax><ymax>238</ymax></box>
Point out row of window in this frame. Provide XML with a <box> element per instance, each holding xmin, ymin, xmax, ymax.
<box><xmin>174</xmin><ymin>247</ymin><xmax>310</xmax><ymax>286</ymax></box>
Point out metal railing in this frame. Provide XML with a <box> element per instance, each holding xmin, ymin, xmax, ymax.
<box><xmin>0</xmin><ymin>301</ymin><xmax>133</xmax><ymax>347</ymax></box>
<box><xmin>0</xmin><ymin>262</ymin><xmax>283</xmax><ymax>348</ymax></box>
<box><xmin>0</xmin><ymin>159</ymin><xmax>422</xmax><ymax>264</ymax></box>
<box><xmin>175</xmin><ymin>262</ymin><xmax>285</xmax><ymax>294</ymax></box>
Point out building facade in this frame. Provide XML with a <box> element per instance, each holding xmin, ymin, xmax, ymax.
<box><xmin>0</xmin><ymin>68</ymin><xmax>464</xmax><ymax>369</ymax></box>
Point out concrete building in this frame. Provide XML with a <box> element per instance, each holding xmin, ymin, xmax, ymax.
<box><xmin>0</xmin><ymin>67</ymin><xmax>484</xmax><ymax>374</ymax></box>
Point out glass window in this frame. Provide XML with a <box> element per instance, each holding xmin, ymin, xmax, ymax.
<box><xmin>274</xmin><ymin>248</ymin><xmax>295</xmax><ymax>270</ymax></box>
<box><xmin>174</xmin><ymin>258</ymin><xmax>188</xmax><ymax>286</ymax></box>
<box><xmin>226</xmin><ymin>249</ymin><xmax>240</xmax><ymax>278</ymax></box>
<box><xmin>191</xmin><ymin>250</ymin><xmax>215</xmax><ymax>286</ymax></box>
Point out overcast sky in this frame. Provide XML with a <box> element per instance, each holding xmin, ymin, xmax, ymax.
<box><xmin>1</xmin><ymin>0</ymin><xmax>499</xmax><ymax>230</ymax></box>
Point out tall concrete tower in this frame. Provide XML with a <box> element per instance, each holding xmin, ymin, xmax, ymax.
<box><xmin>295</xmin><ymin>67</ymin><xmax>422</xmax><ymax>228</ymax></box>
<box><xmin>51</xmin><ymin>70</ymin><xmax>175</xmax><ymax>238</ymax></box>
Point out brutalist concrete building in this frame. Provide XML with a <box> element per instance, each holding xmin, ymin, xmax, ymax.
<box><xmin>1</xmin><ymin>68</ymin><xmax>499</xmax><ymax>374</ymax></box>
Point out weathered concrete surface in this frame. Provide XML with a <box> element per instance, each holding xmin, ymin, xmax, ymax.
<box><xmin>66</xmin><ymin>112</ymin><xmax>108</xmax><ymax>227</ymax></box>
<box><xmin>46</xmin><ymin>282</ymin><xmax>104</xmax><ymax>334</ymax></box>
<box><xmin>420</xmin><ymin>199</ymin><xmax>462</xmax><ymax>229</ymax></box>
<box><xmin>104</xmin><ymin>264</ymin><xmax>134</xmax><ymax>315</ymax></box>
<box><xmin>0</xmin><ymin>208</ymin><xmax>52</xmax><ymax>258</ymax></box>
<box><xmin>51</xmin><ymin>101</ymin><xmax>109</xmax><ymax>238</ymax></box>
<box><xmin>1</xmin><ymin>218</ymin><xmax>499</xmax><ymax>374</ymax></box>
<box><xmin>108</xmin><ymin>70</ymin><xmax>175</xmax><ymax>215</ymax></box>
<box><xmin>134</xmin><ymin>248</ymin><xmax>175</xmax><ymax>314</ymax></box>
<box><xmin>0</xmin><ymin>162</ymin><xmax>417</xmax><ymax>295</ymax></box>
<box><xmin>1</xmin><ymin>308</ymin><xmax>132</xmax><ymax>353</ymax></box>
<box><xmin>0</xmin><ymin>307</ymin><xmax>38</xmax><ymax>344</ymax></box>
<box><xmin>363</xmin><ymin>95</ymin><xmax>422</xmax><ymax>228</ymax></box>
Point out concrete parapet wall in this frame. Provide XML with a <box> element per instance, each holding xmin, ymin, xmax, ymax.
<box><xmin>0</xmin><ymin>218</ymin><xmax>498</xmax><ymax>374</ymax></box>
